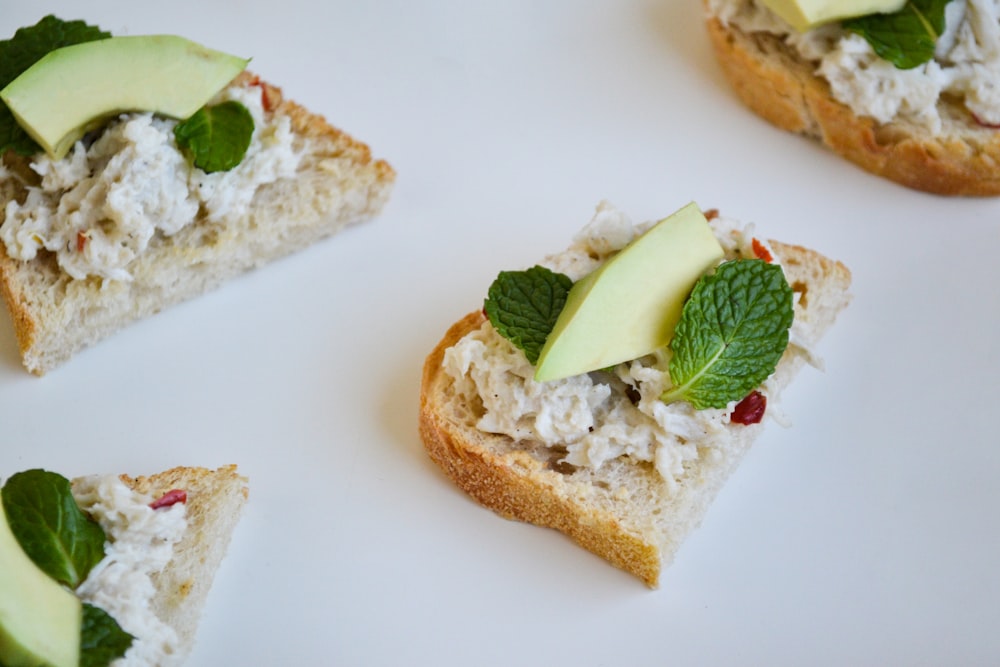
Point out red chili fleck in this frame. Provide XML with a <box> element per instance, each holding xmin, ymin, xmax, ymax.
<box><xmin>703</xmin><ymin>208</ymin><xmax>720</xmax><ymax>221</ymax></box>
<box><xmin>731</xmin><ymin>390</ymin><xmax>766</xmax><ymax>425</ymax></box>
<box><xmin>752</xmin><ymin>238</ymin><xmax>773</xmax><ymax>263</ymax></box>
<box><xmin>971</xmin><ymin>111</ymin><xmax>1000</xmax><ymax>129</ymax></box>
<box><xmin>76</xmin><ymin>231</ymin><xmax>88</xmax><ymax>252</ymax></box>
<box><xmin>149</xmin><ymin>489</ymin><xmax>187</xmax><ymax>510</ymax></box>
<box><xmin>248</xmin><ymin>75</ymin><xmax>276</xmax><ymax>113</ymax></box>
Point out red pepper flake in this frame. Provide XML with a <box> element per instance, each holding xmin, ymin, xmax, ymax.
<box><xmin>76</xmin><ymin>231</ymin><xmax>88</xmax><ymax>253</ymax></box>
<box><xmin>731</xmin><ymin>390</ymin><xmax>766</xmax><ymax>425</ymax></box>
<box><xmin>703</xmin><ymin>208</ymin><xmax>720</xmax><ymax>221</ymax></box>
<box><xmin>751</xmin><ymin>238</ymin><xmax>773</xmax><ymax>263</ymax></box>
<box><xmin>261</xmin><ymin>89</ymin><xmax>277</xmax><ymax>113</ymax></box>
<box><xmin>149</xmin><ymin>489</ymin><xmax>187</xmax><ymax>510</ymax></box>
<box><xmin>971</xmin><ymin>111</ymin><xmax>1000</xmax><ymax>129</ymax></box>
<box><xmin>247</xmin><ymin>74</ymin><xmax>277</xmax><ymax>113</ymax></box>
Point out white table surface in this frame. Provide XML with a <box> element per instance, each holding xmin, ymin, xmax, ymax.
<box><xmin>2</xmin><ymin>1</ymin><xmax>998</xmax><ymax>665</ymax></box>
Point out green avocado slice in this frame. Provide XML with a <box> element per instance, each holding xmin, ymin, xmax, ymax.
<box><xmin>533</xmin><ymin>202</ymin><xmax>725</xmax><ymax>383</ymax></box>
<box><xmin>0</xmin><ymin>500</ymin><xmax>82</xmax><ymax>667</ymax></box>
<box><xmin>0</xmin><ymin>34</ymin><xmax>249</xmax><ymax>159</ymax></box>
<box><xmin>760</xmin><ymin>0</ymin><xmax>906</xmax><ymax>30</ymax></box>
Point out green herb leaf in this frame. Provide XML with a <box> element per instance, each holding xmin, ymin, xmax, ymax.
<box><xmin>173</xmin><ymin>100</ymin><xmax>254</xmax><ymax>173</ymax></box>
<box><xmin>80</xmin><ymin>603</ymin><xmax>134</xmax><ymax>667</ymax></box>
<box><xmin>484</xmin><ymin>265</ymin><xmax>573</xmax><ymax>365</ymax></box>
<box><xmin>661</xmin><ymin>259</ymin><xmax>793</xmax><ymax>409</ymax></box>
<box><xmin>0</xmin><ymin>15</ymin><xmax>110</xmax><ymax>155</ymax></box>
<box><xmin>843</xmin><ymin>0</ymin><xmax>951</xmax><ymax>69</ymax></box>
<box><xmin>0</xmin><ymin>469</ymin><xmax>107</xmax><ymax>589</ymax></box>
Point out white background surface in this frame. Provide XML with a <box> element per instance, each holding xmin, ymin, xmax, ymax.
<box><xmin>2</xmin><ymin>1</ymin><xmax>999</xmax><ymax>665</ymax></box>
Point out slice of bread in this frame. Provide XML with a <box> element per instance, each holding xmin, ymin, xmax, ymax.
<box><xmin>0</xmin><ymin>72</ymin><xmax>395</xmax><ymax>374</ymax></box>
<box><xmin>75</xmin><ymin>465</ymin><xmax>249</xmax><ymax>665</ymax></box>
<box><xmin>704</xmin><ymin>6</ymin><xmax>1000</xmax><ymax>196</ymax></box>
<box><xmin>117</xmin><ymin>465</ymin><xmax>248</xmax><ymax>660</ymax></box>
<box><xmin>419</xmin><ymin>233</ymin><xmax>851</xmax><ymax>588</ymax></box>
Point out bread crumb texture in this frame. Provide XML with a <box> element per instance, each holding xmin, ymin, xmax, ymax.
<box><xmin>119</xmin><ymin>465</ymin><xmax>249</xmax><ymax>659</ymax></box>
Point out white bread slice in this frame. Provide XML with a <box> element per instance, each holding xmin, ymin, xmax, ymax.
<box><xmin>419</xmin><ymin>235</ymin><xmax>851</xmax><ymax>588</ymax></box>
<box><xmin>73</xmin><ymin>465</ymin><xmax>249</xmax><ymax>665</ymax></box>
<box><xmin>117</xmin><ymin>465</ymin><xmax>248</xmax><ymax>660</ymax></box>
<box><xmin>0</xmin><ymin>72</ymin><xmax>395</xmax><ymax>374</ymax></box>
<box><xmin>703</xmin><ymin>5</ymin><xmax>1000</xmax><ymax>196</ymax></box>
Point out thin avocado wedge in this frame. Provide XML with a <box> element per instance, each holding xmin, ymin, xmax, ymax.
<box><xmin>0</xmin><ymin>500</ymin><xmax>82</xmax><ymax>667</ymax></box>
<box><xmin>761</xmin><ymin>0</ymin><xmax>906</xmax><ymax>30</ymax></box>
<box><xmin>1</xmin><ymin>34</ymin><xmax>248</xmax><ymax>159</ymax></box>
<box><xmin>534</xmin><ymin>203</ymin><xmax>725</xmax><ymax>382</ymax></box>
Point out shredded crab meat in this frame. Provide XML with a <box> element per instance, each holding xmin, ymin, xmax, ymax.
<box><xmin>0</xmin><ymin>82</ymin><xmax>302</xmax><ymax>282</ymax></box>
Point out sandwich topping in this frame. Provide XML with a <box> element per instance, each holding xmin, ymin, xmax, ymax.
<box><xmin>0</xmin><ymin>80</ymin><xmax>300</xmax><ymax>281</ymax></box>
<box><xmin>708</xmin><ymin>0</ymin><xmax>1000</xmax><ymax>131</ymax></box>
<box><xmin>443</xmin><ymin>203</ymin><xmax>813</xmax><ymax>489</ymax></box>
<box><xmin>73</xmin><ymin>475</ymin><xmax>188</xmax><ymax>667</ymax></box>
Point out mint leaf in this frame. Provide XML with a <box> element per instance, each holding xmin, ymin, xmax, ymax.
<box><xmin>80</xmin><ymin>603</ymin><xmax>134</xmax><ymax>667</ymax></box>
<box><xmin>484</xmin><ymin>265</ymin><xmax>573</xmax><ymax>365</ymax></box>
<box><xmin>0</xmin><ymin>15</ymin><xmax>110</xmax><ymax>155</ymax></box>
<box><xmin>661</xmin><ymin>259</ymin><xmax>793</xmax><ymax>409</ymax></box>
<box><xmin>1</xmin><ymin>469</ymin><xmax>106</xmax><ymax>589</ymax></box>
<box><xmin>173</xmin><ymin>100</ymin><xmax>254</xmax><ymax>173</ymax></box>
<box><xmin>843</xmin><ymin>0</ymin><xmax>951</xmax><ymax>69</ymax></box>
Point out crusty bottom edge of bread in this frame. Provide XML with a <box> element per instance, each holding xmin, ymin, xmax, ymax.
<box><xmin>419</xmin><ymin>240</ymin><xmax>851</xmax><ymax>588</ymax></box>
<box><xmin>0</xmin><ymin>72</ymin><xmax>395</xmax><ymax>375</ymax></box>
<box><xmin>113</xmin><ymin>464</ymin><xmax>249</xmax><ymax>662</ymax></box>
<box><xmin>704</xmin><ymin>12</ymin><xmax>1000</xmax><ymax>196</ymax></box>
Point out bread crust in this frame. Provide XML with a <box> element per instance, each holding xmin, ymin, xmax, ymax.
<box><xmin>419</xmin><ymin>240</ymin><xmax>851</xmax><ymax>588</ymax></box>
<box><xmin>704</xmin><ymin>12</ymin><xmax>1000</xmax><ymax>196</ymax></box>
<box><xmin>0</xmin><ymin>72</ymin><xmax>395</xmax><ymax>374</ymax></box>
<box><xmin>0</xmin><ymin>254</ymin><xmax>34</xmax><ymax>368</ymax></box>
<box><xmin>420</xmin><ymin>311</ymin><xmax>663</xmax><ymax>586</ymax></box>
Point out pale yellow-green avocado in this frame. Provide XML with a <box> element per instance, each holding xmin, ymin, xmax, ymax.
<box><xmin>761</xmin><ymin>0</ymin><xmax>906</xmax><ymax>31</ymax></box>
<box><xmin>0</xmin><ymin>501</ymin><xmax>82</xmax><ymax>667</ymax></box>
<box><xmin>533</xmin><ymin>202</ymin><xmax>725</xmax><ymax>383</ymax></box>
<box><xmin>0</xmin><ymin>35</ymin><xmax>249</xmax><ymax>159</ymax></box>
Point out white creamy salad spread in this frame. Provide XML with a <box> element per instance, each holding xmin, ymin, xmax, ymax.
<box><xmin>0</xmin><ymin>80</ymin><xmax>300</xmax><ymax>281</ymax></box>
<box><xmin>707</xmin><ymin>0</ymin><xmax>1000</xmax><ymax>131</ymax></box>
<box><xmin>72</xmin><ymin>475</ymin><xmax>188</xmax><ymax>667</ymax></box>
<box><xmin>443</xmin><ymin>203</ymin><xmax>813</xmax><ymax>491</ymax></box>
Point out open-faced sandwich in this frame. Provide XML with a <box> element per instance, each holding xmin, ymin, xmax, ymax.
<box><xmin>0</xmin><ymin>464</ymin><xmax>248</xmax><ymax>666</ymax></box>
<box><xmin>704</xmin><ymin>0</ymin><xmax>1000</xmax><ymax>195</ymax></box>
<box><xmin>0</xmin><ymin>15</ymin><xmax>395</xmax><ymax>374</ymax></box>
<box><xmin>419</xmin><ymin>201</ymin><xmax>851</xmax><ymax>587</ymax></box>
